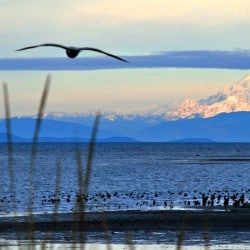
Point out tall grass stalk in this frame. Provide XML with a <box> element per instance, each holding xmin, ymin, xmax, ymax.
<box><xmin>2</xmin><ymin>83</ymin><xmax>15</xmax><ymax>207</ymax></box>
<box><xmin>203</xmin><ymin>214</ymin><xmax>210</xmax><ymax>250</ymax></box>
<box><xmin>83</xmin><ymin>111</ymin><xmax>101</xmax><ymax>194</ymax></box>
<box><xmin>41</xmin><ymin>159</ymin><xmax>62</xmax><ymax>250</ymax></box>
<box><xmin>85</xmin><ymin>113</ymin><xmax>114</xmax><ymax>250</ymax></box>
<box><xmin>28</xmin><ymin>75</ymin><xmax>51</xmax><ymax>247</ymax></box>
<box><xmin>73</xmin><ymin>112</ymin><xmax>101</xmax><ymax>249</ymax></box>
<box><xmin>3</xmin><ymin>83</ymin><xmax>20</xmax><ymax>245</ymax></box>
<box><xmin>52</xmin><ymin>159</ymin><xmax>62</xmax><ymax>224</ymax></box>
<box><xmin>100</xmin><ymin>211</ymin><xmax>112</xmax><ymax>250</ymax></box>
<box><xmin>176</xmin><ymin>215</ymin><xmax>188</xmax><ymax>250</ymax></box>
<box><xmin>124</xmin><ymin>231</ymin><xmax>135</xmax><ymax>250</ymax></box>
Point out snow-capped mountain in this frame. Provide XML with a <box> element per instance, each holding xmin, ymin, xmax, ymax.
<box><xmin>3</xmin><ymin>76</ymin><xmax>250</xmax><ymax>142</ymax></box>
<box><xmin>17</xmin><ymin>75</ymin><xmax>250</xmax><ymax>123</ymax></box>
<box><xmin>166</xmin><ymin>75</ymin><xmax>250</xmax><ymax>120</ymax></box>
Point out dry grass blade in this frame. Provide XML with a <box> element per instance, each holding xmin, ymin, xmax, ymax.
<box><xmin>83</xmin><ymin>112</ymin><xmax>113</xmax><ymax>250</ymax></box>
<box><xmin>73</xmin><ymin>145</ymin><xmax>84</xmax><ymax>247</ymax></box>
<box><xmin>77</xmin><ymin>111</ymin><xmax>101</xmax><ymax>205</ymax></box>
<box><xmin>203</xmin><ymin>213</ymin><xmax>210</xmax><ymax>250</ymax></box>
<box><xmin>73</xmin><ymin>112</ymin><xmax>101</xmax><ymax>249</ymax></box>
<box><xmin>2</xmin><ymin>83</ymin><xmax>15</xmax><ymax>199</ymax></box>
<box><xmin>32</xmin><ymin>74</ymin><xmax>51</xmax><ymax>143</ymax></box>
<box><xmin>76</xmin><ymin>146</ymin><xmax>84</xmax><ymax>202</ymax></box>
<box><xmin>176</xmin><ymin>214</ymin><xmax>189</xmax><ymax>250</ymax></box>
<box><xmin>83</xmin><ymin>111</ymin><xmax>101</xmax><ymax>194</ymax></box>
<box><xmin>3</xmin><ymin>83</ymin><xmax>12</xmax><ymax>144</ymax></box>
<box><xmin>89</xmin><ymin>113</ymin><xmax>113</xmax><ymax>250</ymax></box>
<box><xmin>28</xmin><ymin>75</ymin><xmax>51</xmax><ymax>247</ymax></box>
<box><xmin>53</xmin><ymin>159</ymin><xmax>62</xmax><ymax>222</ymax></box>
<box><xmin>124</xmin><ymin>231</ymin><xmax>135</xmax><ymax>250</ymax></box>
<box><xmin>2</xmin><ymin>83</ymin><xmax>20</xmax><ymax>243</ymax></box>
<box><xmin>29</xmin><ymin>74</ymin><xmax>51</xmax><ymax>191</ymax></box>
<box><xmin>40</xmin><ymin>159</ymin><xmax>61</xmax><ymax>250</ymax></box>
<box><xmin>101</xmin><ymin>211</ymin><xmax>112</xmax><ymax>250</ymax></box>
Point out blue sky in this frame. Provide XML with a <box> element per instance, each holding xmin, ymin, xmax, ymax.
<box><xmin>1</xmin><ymin>1</ymin><xmax>250</xmax><ymax>116</ymax></box>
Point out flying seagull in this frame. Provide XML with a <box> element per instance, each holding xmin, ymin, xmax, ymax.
<box><xmin>15</xmin><ymin>43</ymin><xmax>129</xmax><ymax>62</ymax></box>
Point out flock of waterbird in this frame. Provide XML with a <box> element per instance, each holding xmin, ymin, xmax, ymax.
<box><xmin>37</xmin><ymin>189</ymin><xmax>250</xmax><ymax>211</ymax></box>
<box><xmin>1</xmin><ymin>189</ymin><xmax>250</xmax><ymax>213</ymax></box>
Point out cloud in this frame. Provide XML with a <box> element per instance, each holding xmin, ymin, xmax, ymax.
<box><xmin>74</xmin><ymin>0</ymin><xmax>250</xmax><ymax>25</ymax></box>
<box><xmin>1</xmin><ymin>50</ymin><xmax>250</xmax><ymax>70</ymax></box>
<box><xmin>2</xmin><ymin>1</ymin><xmax>250</xmax><ymax>26</ymax></box>
<box><xmin>130</xmin><ymin>50</ymin><xmax>250</xmax><ymax>69</ymax></box>
<box><xmin>2</xmin><ymin>1</ymin><xmax>250</xmax><ymax>58</ymax></box>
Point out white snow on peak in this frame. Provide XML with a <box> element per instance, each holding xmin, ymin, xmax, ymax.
<box><xmin>166</xmin><ymin>75</ymin><xmax>250</xmax><ymax>120</ymax></box>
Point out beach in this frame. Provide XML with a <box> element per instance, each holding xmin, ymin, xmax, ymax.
<box><xmin>1</xmin><ymin>208</ymin><xmax>250</xmax><ymax>249</ymax></box>
<box><xmin>1</xmin><ymin>208</ymin><xmax>250</xmax><ymax>232</ymax></box>
<box><xmin>2</xmin><ymin>243</ymin><xmax>250</xmax><ymax>250</ymax></box>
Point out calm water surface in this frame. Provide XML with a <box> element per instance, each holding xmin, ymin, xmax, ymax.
<box><xmin>0</xmin><ymin>142</ymin><xmax>250</xmax><ymax>213</ymax></box>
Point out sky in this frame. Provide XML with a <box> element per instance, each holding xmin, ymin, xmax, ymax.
<box><xmin>1</xmin><ymin>1</ymin><xmax>250</xmax><ymax>117</ymax></box>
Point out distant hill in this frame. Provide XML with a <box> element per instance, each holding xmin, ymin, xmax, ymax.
<box><xmin>170</xmin><ymin>138</ymin><xmax>215</xmax><ymax>143</ymax></box>
<box><xmin>0</xmin><ymin>135</ymin><xmax>137</xmax><ymax>143</ymax></box>
<box><xmin>1</xmin><ymin>111</ymin><xmax>250</xmax><ymax>142</ymax></box>
<box><xmin>43</xmin><ymin>111</ymin><xmax>250</xmax><ymax>142</ymax></box>
<box><xmin>41</xmin><ymin>112</ymin><xmax>166</xmax><ymax>137</ymax></box>
<box><xmin>136</xmin><ymin>111</ymin><xmax>250</xmax><ymax>142</ymax></box>
<box><xmin>0</xmin><ymin>118</ymin><xmax>127</xmax><ymax>141</ymax></box>
<box><xmin>0</xmin><ymin>132</ymin><xmax>29</xmax><ymax>142</ymax></box>
<box><xmin>99</xmin><ymin>137</ymin><xmax>137</xmax><ymax>143</ymax></box>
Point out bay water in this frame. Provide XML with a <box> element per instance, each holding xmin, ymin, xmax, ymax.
<box><xmin>1</xmin><ymin>142</ymin><xmax>250</xmax><ymax>246</ymax></box>
<box><xmin>1</xmin><ymin>142</ymin><xmax>250</xmax><ymax>213</ymax></box>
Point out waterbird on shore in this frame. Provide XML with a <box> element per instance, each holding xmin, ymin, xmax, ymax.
<box><xmin>15</xmin><ymin>43</ymin><xmax>129</xmax><ymax>62</ymax></box>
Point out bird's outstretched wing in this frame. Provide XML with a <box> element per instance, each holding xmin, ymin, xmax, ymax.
<box><xmin>15</xmin><ymin>43</ymin><xmax>68</xmax><ymax>51</ymax></box>
<box><xmin>79</xmin><ymin>47</ymin><xmax>129</xmax><ymax>62</ymax></box>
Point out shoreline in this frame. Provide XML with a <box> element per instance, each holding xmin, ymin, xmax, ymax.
<box><xmin>1</xmin><ymin>243</ymin><xmax>250</xmax><ymax>250</ymax></box>
<box><xmin>1</xmin><ymin>208</ymin><xmax>250</xmax><ymax>232</ymax></box>
<box><xmin>1</xmin><ymin>244</ymin><xmax>250</xmax><ymax>250</ymax></box>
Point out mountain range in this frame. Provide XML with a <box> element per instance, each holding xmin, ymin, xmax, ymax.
<box><xmin>1</xmin><ymin>76</ymin><xmax>250</xmax><ymax>142</ymax></box>
<box><xmin>165</xmin><ymin>75</ymin><xmax>250</xmax><ymax>120</ymax></box>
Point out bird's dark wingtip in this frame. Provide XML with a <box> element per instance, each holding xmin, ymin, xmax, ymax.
<box><xmin>15</xmin><ymin>48</ymin><xmax>25</xmax><ymax>52</ymax></box>
<box><xmin>121</xmin><ymin>58</ymin><xmax>130</xmax><ymax>63</ymax></box>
